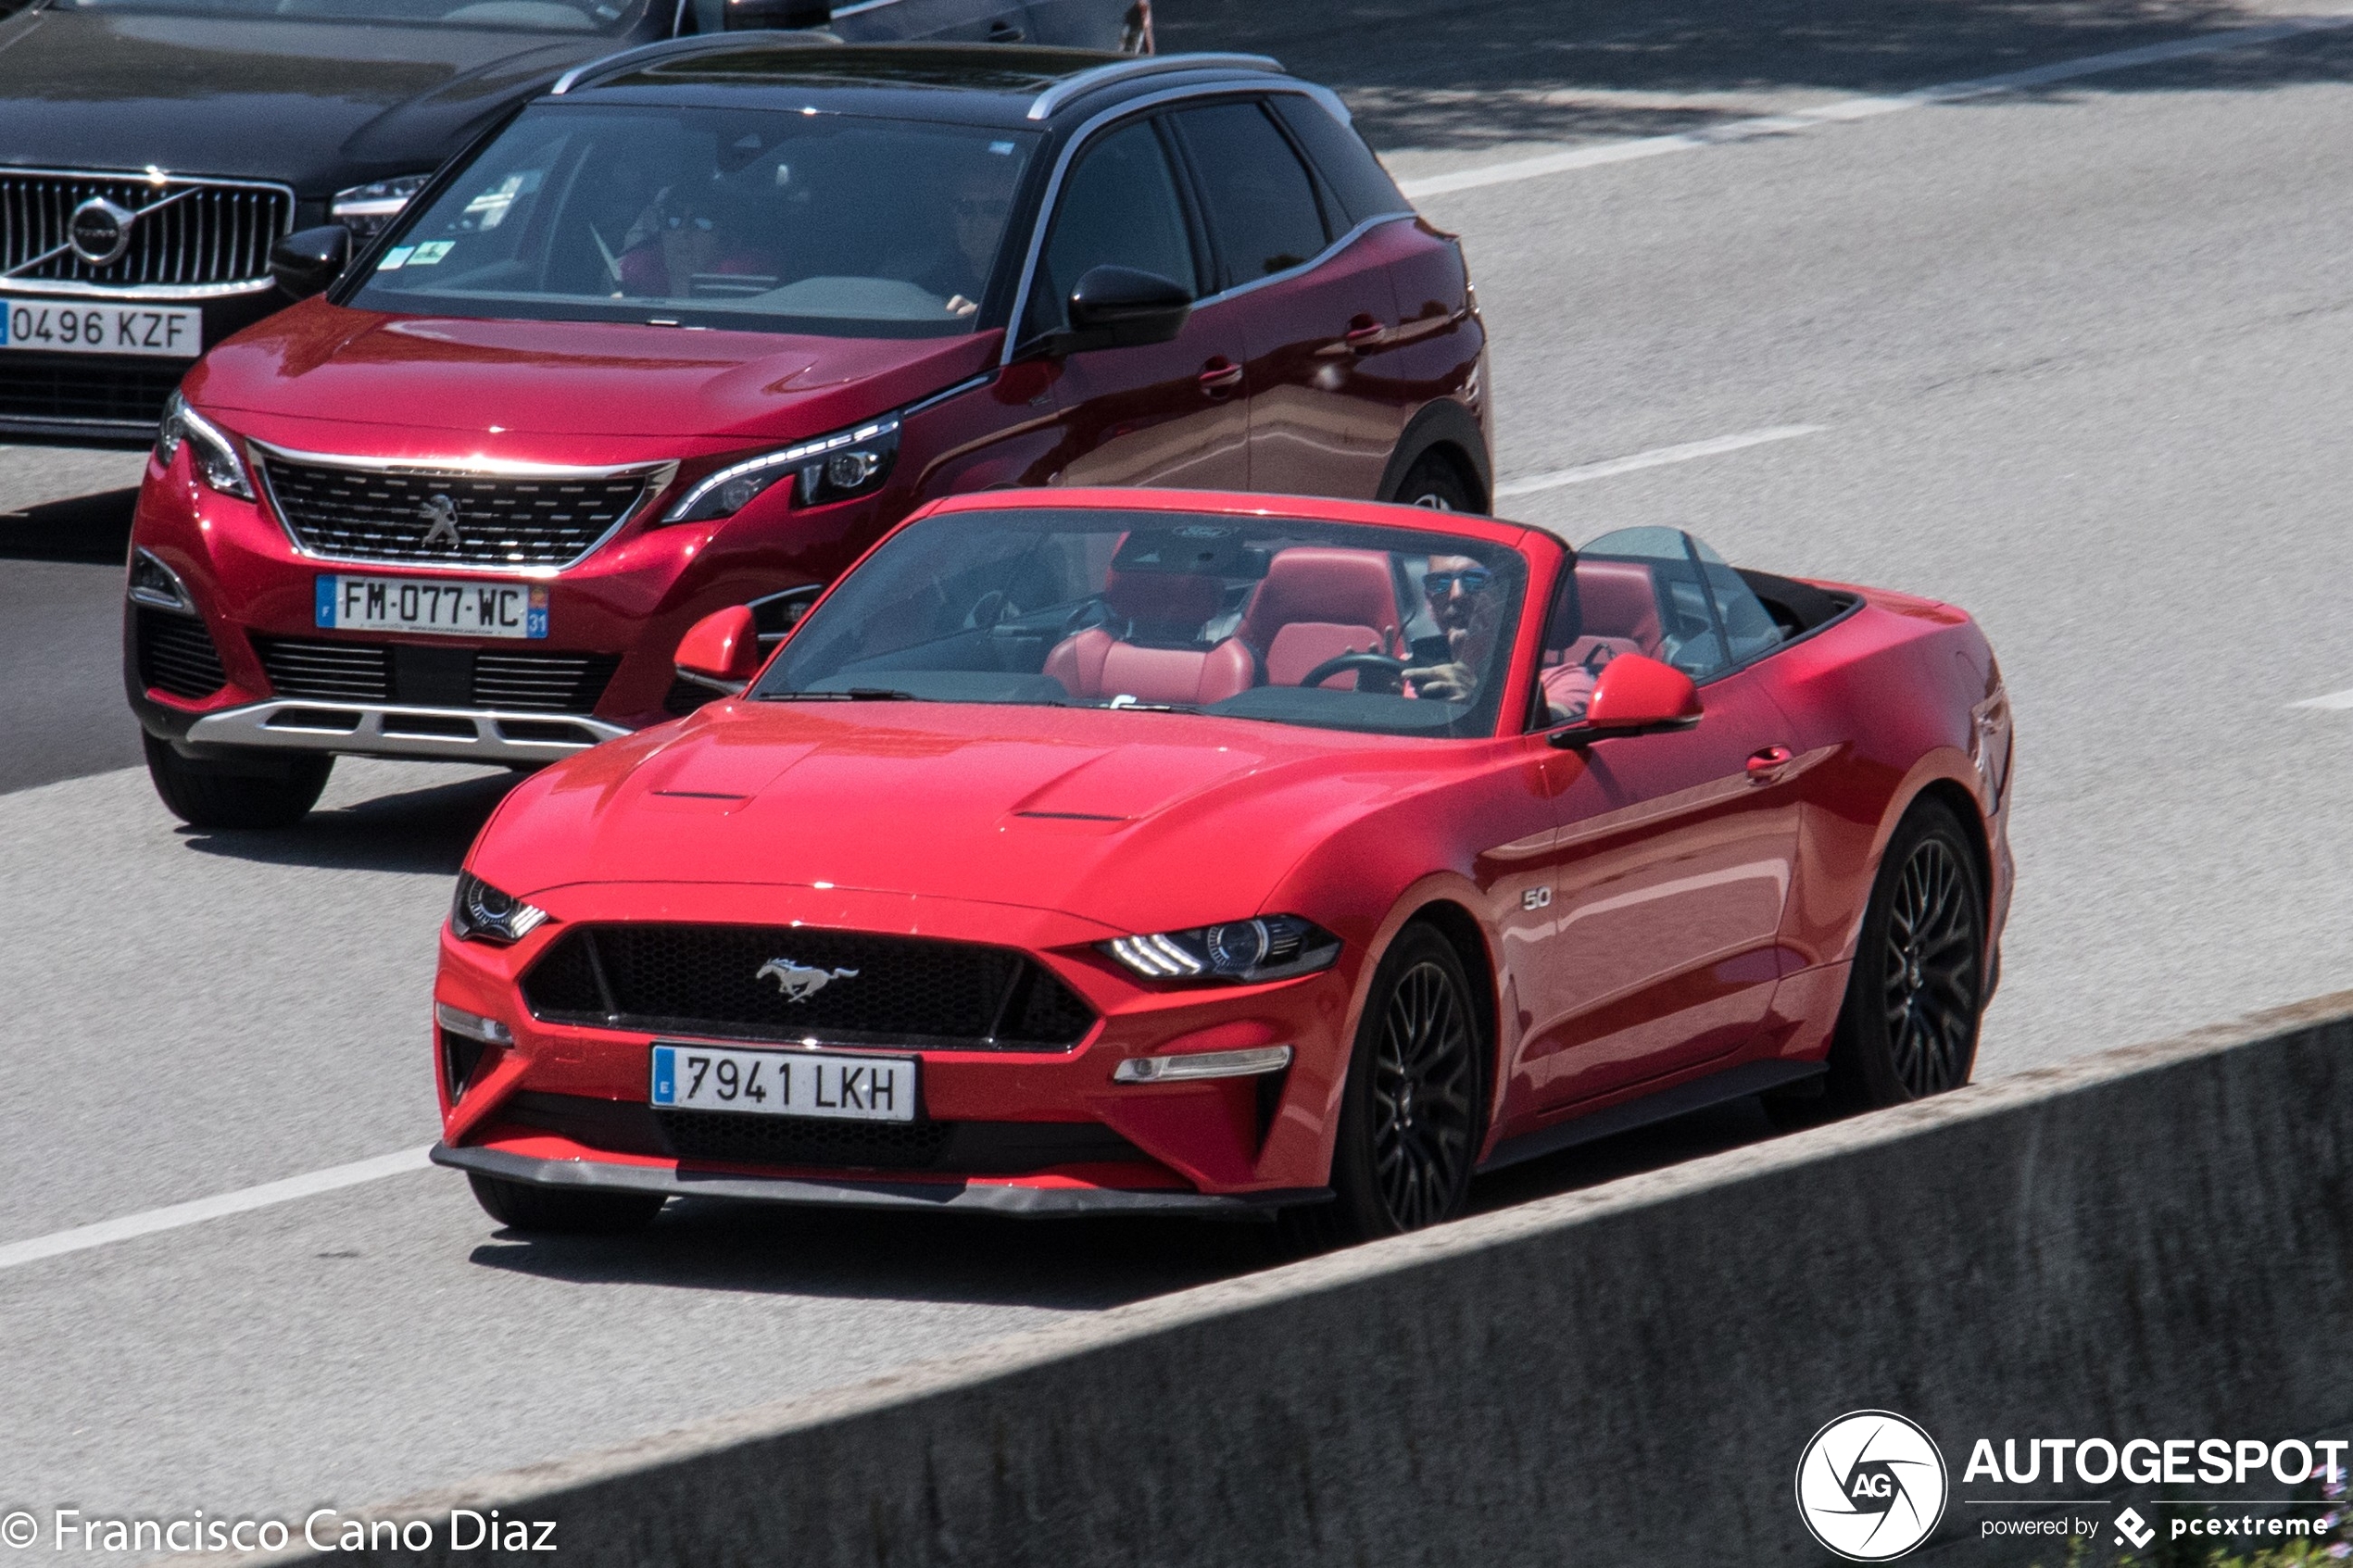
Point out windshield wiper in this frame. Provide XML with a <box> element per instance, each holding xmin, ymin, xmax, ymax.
<box><xmin>1099</xmin><ymin>699</ymin><xmax>1198</xmax><ymax>713</ymax></box>
<box><xmin>757</xmin><ymin>688</ymin><xmax>918</xmax><ymax>702</ymax></box>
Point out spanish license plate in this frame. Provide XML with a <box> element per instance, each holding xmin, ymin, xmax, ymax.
<box><xmin>0</xmin><ymin>300</ymin><xmax>201</xmax><ymax>358</ymax></box>
<box><xmin>650</xmin><ymin>1044</ymin><xmax>916</xmax><ymax>1123</ymax></box>
<box><xmin>315</xmin><ymin>575</ymin><xmax>547</xmax><ymax>639</ymax></box>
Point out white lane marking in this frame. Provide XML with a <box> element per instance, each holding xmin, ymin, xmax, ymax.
<box><xmin>0</xmin><ymin>1146</ymin><xmax>434</xmax><ymax>1273</ymax></box>
<box><xmin>1398</xmin><ymin>13</ymin><xmax>2353</xmax><ymax>199</ymax></box>
<box><xmin>1495</xmin><ymin>425</ymin><xmax>1825</xmax><ymax>498</ymax></box>
<box><xmin>2290</xmin><ymin>687</ymin><xmax>2353</xmax><ymax>709</ymax></box>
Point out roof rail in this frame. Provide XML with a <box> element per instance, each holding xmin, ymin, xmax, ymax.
<box><xmin>550</xmin><ymin>30</ymin><xmax>841</xmax><ymax>96</ymax></box>
<box><xmin>1025</xmin><ymin>51</ymin><xmax>1283</xmax><ymax>121</ymax></box>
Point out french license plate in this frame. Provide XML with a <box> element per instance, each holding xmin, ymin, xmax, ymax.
<box><xmin>0</xmin><ymin>300</ymin><xmax>201</xmax><ymax>358</ymax></box>
<box><xmin>316</xmin><ymin>575</ymin><xmax>547</xmax><ymax>639</ymax></box>
<box><xmin>650</xmin><ymin>1043</ymin><xmax>916</xmax><ymax>1123</ymax></box>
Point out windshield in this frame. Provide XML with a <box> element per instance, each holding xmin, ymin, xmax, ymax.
<box><xmin>50</xmin><ymin>0</ymin><xmax>648</xmax><ymax>30</ymax></box>
<box><xmin>347</xmin><ymin>104</ymin><xmax>1038</xmax><ymax>336</ymax></box>
<box><xmin>754</xmin><ymin>508</ymin><xmax>1529</xmax><ymax>739</ymax></box>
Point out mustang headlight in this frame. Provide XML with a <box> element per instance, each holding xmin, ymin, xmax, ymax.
<box><xmin>661</xmin><ymin>416</ymin><xmax>900</xmax><ymax>525</ymax></box>
<box><xmin>155</xmin><ymin>391</ymin><xmax>254</xmax><ymax>500</ymax></box>
<box><xmin>1102</xmin><ymin>915</ymin><xmax>1340</xmax><ymax>984</ymax></box>
<box><xmin>331</xmin><ymin>174</ymin><xmax>432</xmax><ymax>238</ymax></box>
<box><xmin>450</xmin><ymin>871</ymin><xmax>549</xmax><ymax>946</ymax></box>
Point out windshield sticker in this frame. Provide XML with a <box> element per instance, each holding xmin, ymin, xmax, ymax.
<box><xmin>376</xmin><ymin>245</ymin><xmax>416</xmax><ymax>271</ymax></box>
<box><xmin>405</xmin><ymin>241</ymin><xmax>456</xmax><ymax>268</ymax></box>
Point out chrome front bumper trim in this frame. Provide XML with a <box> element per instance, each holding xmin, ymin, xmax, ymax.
<box><xmin>185</xmin><ymin>700</ymin><xmax>630</xmax><ymax>764</ymax></box>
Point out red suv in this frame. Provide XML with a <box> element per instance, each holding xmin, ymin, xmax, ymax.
<box><xmin>123</xmin><ymin>41</ymin><xmax>1491</xmax><ymax>827</ymax></box>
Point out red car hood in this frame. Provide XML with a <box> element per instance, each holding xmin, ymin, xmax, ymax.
<box><xmin>190</xmin><ymin>300</ymin><xmax>1001</xmax><ymax>443</ymax></box>
<box><xmin>474</xmin><ymin>701</ymin><xmax>1427</xmax><ymax>936</ymax></box>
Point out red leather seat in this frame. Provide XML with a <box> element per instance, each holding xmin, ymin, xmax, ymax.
<box><xmin>1043</xmin><ymin>569</ymin><xmax>1255</xmax><ymax>705</ymax></box>
<box><xmin>1239</xmin><ymin>546</ymin><xmax>1405</xmax><ymax>689</ymax></box>
<box><xmin>1564</xmin><ymin>559</ymin><xmax>1663</xmax><ymax>668</ymax></box>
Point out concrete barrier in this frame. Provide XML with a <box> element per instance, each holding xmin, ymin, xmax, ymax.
<box><xmin>226</xmin><ymin>991</ymin><xmax>2353</xmax><ymax>1567</ymax></box>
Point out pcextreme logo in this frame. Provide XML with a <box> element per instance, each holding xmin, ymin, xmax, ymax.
<box><xmin>1795</xmin><ymin>1411</ymin><xmax>1951</xmax><ymax>1561</ymax></box>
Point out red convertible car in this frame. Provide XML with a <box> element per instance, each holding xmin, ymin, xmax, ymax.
<box><xmin>430</xmin><ymin>489</ymin><xmax>2014</xmax><ymax>1242</ymax></box>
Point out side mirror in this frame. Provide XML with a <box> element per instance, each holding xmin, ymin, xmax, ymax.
<box><xmin>1549</xmin><ymin>653</ymin><xmax>1702</xmax><ymax>747</ymax></box>
<box><xmin>1063</xmin><ymin>265</ymin><xmax>1191</xmax><ymax>350</ymax></box>
<box><xmin>270</xmin><ymin>225</ymin><xmax>350</xmax><ymax>300</ymax></box>
<box><xmin>673</xmin><ymin>605</ymin><xmax>763</xmax><ymax>694</ymax></box>
<box><xmin>723</xmin><ymin>0</ymin><xmax>828</xmax><ymax>28</ymax></box>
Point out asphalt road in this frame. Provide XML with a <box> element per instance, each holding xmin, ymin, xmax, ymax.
<box><xmin>6</xmin><ymin>0</ymin><xmax>2353</xmax><ymax>1551</ymax></box>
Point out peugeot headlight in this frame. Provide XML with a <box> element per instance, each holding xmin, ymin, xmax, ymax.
<box><xmin>661</xmin><ymin>416</ymin><xmax>900</xmax><ymax>525</ymax></box>
<box><xmin>1102</xmin><ymin>915</ymin><xmax>1340</xmax><ymax>984</ymax></box>
<box><xmin>331</xmin><ymin>174</ymin><xmax>432</xmax><ymax>238</ymax></box>
<box><xmin>156</xmin><ymin>391</ymin><xmax>254</xmax><ymax>501</ymax></box>
<box><xmin>450</xmin><ymin>871</ymin><xmax>549</xmax><ymax>946</ymax></box>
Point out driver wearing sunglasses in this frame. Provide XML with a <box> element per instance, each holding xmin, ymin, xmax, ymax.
<box><xmin>1400</xmin><ymin>555</ymin><xmax>1500</xmax><ymax>703</ymax></box>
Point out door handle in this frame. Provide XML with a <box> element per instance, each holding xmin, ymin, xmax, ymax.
<box><xmin>1197</xmin><ymin>358</ymin><xmax>1244</xmax><ymax>397</ymax></box>
<box><xmin>1745</xmin><ymin>745</ymin><xmax>1794</xmax><ymax>783</ymax></box>
<box><xmin>1343</xmin><ymin>314</ymin><xmax>1387</xmax><ymax>351</ymax></box>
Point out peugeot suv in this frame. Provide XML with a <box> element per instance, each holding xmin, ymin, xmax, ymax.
<box><xmin>123</xmin><ymin>42</ymin><xmax>1491</xmax><ymax>828</ymax></box>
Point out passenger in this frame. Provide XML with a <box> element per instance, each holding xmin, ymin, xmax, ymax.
<box><xmin>881</xmin><ymin>156</ymin><xmax>1020</xmax><ymax>316</ymax></box>
<box><xmin>1402</xmin><ymin>555</ymin><xmax>1503</xmax><ymax>702</ymax></box>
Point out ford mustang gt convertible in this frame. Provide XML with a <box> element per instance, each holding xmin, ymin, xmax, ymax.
<box><xmin>429</xmin><ymin>489</ymin><xmax>2014</xmax><ymax>1242</ymax></box>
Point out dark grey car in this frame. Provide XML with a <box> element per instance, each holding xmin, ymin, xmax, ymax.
<box><xmin>0</xmin><ymin>0</ymin><xmax>1149</xmax><ymax>443</ymax></box>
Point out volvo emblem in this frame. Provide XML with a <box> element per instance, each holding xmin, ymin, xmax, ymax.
<box><xmin>68</xmin><ymin>197</ymin><xmax>136</xmax><ymax>268</ymax></box>
<box><xmin>418</xmin><ymin>493</ymin><xmax>462</xmax><ymax>550</ymax></box>
<box><xmin>756</xmin><ymin>959</ymin><xmax>859</xmax><ymax>1003</ymax></box>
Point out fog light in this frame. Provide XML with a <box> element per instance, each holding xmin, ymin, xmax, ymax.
<box><xmin>1112</xmin><ymin>1044</ymin><xmax>1291</xmax><ymax>1084</ymax></box>
<box><xmin>435</xmin><ymin>1001</ymin><xmax>513</xmax><ymax>1046</ymax></box>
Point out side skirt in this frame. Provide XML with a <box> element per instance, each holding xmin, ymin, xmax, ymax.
<box><xmin>1477</xmin><ymin>1059</ymin><xmax>1825</xmax><ymax>1174</ymax></box>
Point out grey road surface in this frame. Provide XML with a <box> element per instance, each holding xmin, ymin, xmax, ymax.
<box><xmin>3</xmin><ymin>0</ymin><xmax>2350</xmax><ymax>1551</ymax></box>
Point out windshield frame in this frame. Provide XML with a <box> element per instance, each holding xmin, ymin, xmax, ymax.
<box><xmin>337</xmin><ymin>97</ymin><xmax>1049</xmax><ymax>340</ymax></box>
<box><xmin>44</xmin><ymin>0</ymin><xmax>658</xmax><ymax>33</ymax></box>
<box><xmin>749</xmin><ymin>505</ymin><xmax>1540</xmax><ymax>743</ymax></box>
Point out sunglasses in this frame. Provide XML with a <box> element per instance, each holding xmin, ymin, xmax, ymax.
<box><xmin>661</xmin><ymin>214</ymin><xmax>717</xmax><ymax>232</ymax></box>
<box><xmin>1424</xmin><ymin>568</ymin><xmax>1492</xmax><ymax>596</ymax></box>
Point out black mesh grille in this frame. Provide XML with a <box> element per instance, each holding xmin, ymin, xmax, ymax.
<box><xmin>0</xmin><ymin>171</ymin><xmax>292</xmax><ymax>286</ymax></box>
<box><xmin>473</xmin><ymin>650</ymin><xmax>622</xmax><ymax>713</ymax></box>
<box><xmin>522</xmin><ymin>925</ymin><xmax>1097</xmax><ymax>1050</ymax></box>
<box><xmin>134</xmin><ymin>607</ymin><xmax>226</xmax><ymax>699</ymax></box>
<box><xmin>664</xmin><ymin>675</ymin><xmax>721</xmax><ymax>717</ymax></box>
<box><xmin>258</xmin><ymin>458</ymin><xmax>652</xmax><ymax>568</ymax></box>
<box><xmin>0</xmin><ymin>355</ymin><xmax>183</xmax><ymax>427</ymax></box>
<box><xmin>492</xmin><ymin>1092</ymin><xmax>1148</xmax><ymax>1174</ymax></box>
<box><xmin>254</xmin><ymin>634</ymin><xmax>391</xmax><ymax>701</ymax></box>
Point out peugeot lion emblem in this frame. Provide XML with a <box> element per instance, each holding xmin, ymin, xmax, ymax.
<box><xmin>68</xmin><ymin>197</ymin><xmax>136</xmax><ymax>268</ymax></box>
<box><xmin>757</xmin><ymin>959</ymin><xmax>859</xmax><ymax>1003</ymax></box>
<box><xmin>418</xmin><ymin>493</ymin><xmax>462</xmax><ymax>550</ymax></box>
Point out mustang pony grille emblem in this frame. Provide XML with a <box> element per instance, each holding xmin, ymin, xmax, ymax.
<box><xmin>418</xmin><ymin>493</ymin><xmax>462</xmax><ymax>550</ymax></box>
<box><xmin>757</xmin><ymin>959</ymin><xmax>860</xmax><ymax>1003</ymax></box>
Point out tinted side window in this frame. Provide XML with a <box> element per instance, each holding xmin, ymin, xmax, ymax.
<box><xmin>1269</xmin><ymin>94</ymin><xmax>1412</xmax><ymax>229</ymax></box>
<box><xmin>1532</xmin><ymin>565</ymin><xmax>1592</xmax><ymax>727</ymax></box>
<box><xmin>1026</xmin><ymin>119</ymin><xmax>1200</xmax><ymax>338</ymax></box>
<box><xmin>1170</xmin><ymin>101</ymin><xmax>1330</xmax><ymax>288</ymax></box>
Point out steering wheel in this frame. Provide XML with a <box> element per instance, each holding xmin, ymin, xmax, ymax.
<box><xmin>1299</xmin><ymin>650</ymin><xmax>1410</xmax><ymax>694</ymax></box>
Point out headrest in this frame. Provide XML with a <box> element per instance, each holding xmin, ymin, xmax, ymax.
<box><xmin>1241</xmin><ymin>546</ymin><xmax>1401</xmax><ymax>646</ymax></box>
<box><xmin>1574</xmin><ymin>559</ymin><xmax>1661</xmax><ymax>637</ymax></box>
<box><xmin>1104</xmin><ymin>568</ymin><xmax>1224</xmax><ymax>637</ymax></box>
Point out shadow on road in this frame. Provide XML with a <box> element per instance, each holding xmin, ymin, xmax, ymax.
<box><xmin>459</xmin><ymin>1097</ymin><xmax>1779</xmax><ymax>1310</ymax></box>
<box><xmin>177</xmin><ymin>769</ymin><xmax>518</xmax><ymax>874</ymax></box>
<box><xmin>1160</xmin><ymin>0</ymin><xmax>2353</xmax><ymax>152</ymax></box>
<box><xmin>0</xmin><ymin>486</ymin><xmax>135</xmax><ymax>563</ymax></box>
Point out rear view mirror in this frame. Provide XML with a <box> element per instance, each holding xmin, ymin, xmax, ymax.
<box><xmin>270</xmin><ymin>225</ymin><xmax>350</xmax><ymax>300</ymax></box>
<box><xmin>1550</xmin><ymin>653</ymin><xmax>1703</xmax><ymax>747</ymax></box>
<box><xmin>1063</xmin><ymin>265</ymin><xmax>1192</xmax><ymax>350</ymax></box>
<box><xmin>673</xmin><ymin>605</ymin><xmax>763</xmax><ymax>694</ymax></box>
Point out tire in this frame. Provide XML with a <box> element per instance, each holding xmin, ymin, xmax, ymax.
<box><xmin>467</xmin><ymin>1173</ymin><xmax>666</xmax><ymax>1235</ymax></box>
<box><xmin>142</xmin><ymin>732</ymin><xmax>333</xmax><ymax>830</ymax></box>
<box><xmin>1390</xmin><ymin>449</ymin><xmax>1478</xmax><ymax>512</ymax></box>
<box><xmin>1281</xmin><ymin>923</ymin><xmax>1485</xmax><ymax>1250</ymax></box>
<box><xmin>1820</xmin><ymin>797</ymin><xmax>1988</xmax><ymax>1113</ymax></box>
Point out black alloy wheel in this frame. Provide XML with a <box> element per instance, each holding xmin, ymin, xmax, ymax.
<box><xmin>1820</xmin><ymin>798</ymin><xmax>1988</xmax><ymax>1113</ymax></box>
<box><xmin>1392</xmin><ymin>450</ymin><xmax>1476</xmax><ymax>512</ymax></box>
<box><xmin>1286</xmin><ymin>923</ymin><xmax>1484</xmax><ymax>1249</ymax></box>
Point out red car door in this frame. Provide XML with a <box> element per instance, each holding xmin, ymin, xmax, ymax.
<box><xmin>1019</xmin><ymin>116</ymin><xmax>1248</xmax><ymax>489</ymax></box>
<box><xmin>1165</xmin><ymin>97</ymin><xmax>1410</xmax><ymax>499</ymax></box>
<box><xmin>1505</xmin><ymin>537</ymin><xmax>1807</xmax><ymax>1120</ymax></box>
